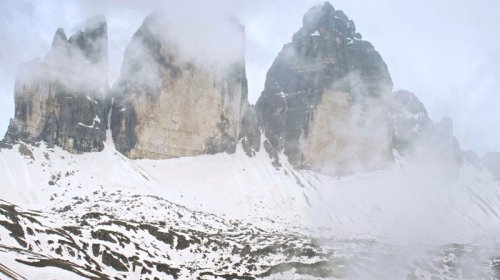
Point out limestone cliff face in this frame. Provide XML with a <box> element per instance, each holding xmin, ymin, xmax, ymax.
<box><xmin>256</xmin><ymin>2</ymin><xmax>393</xmax><ymax>174</ymax></box>
<box><xmin>4</xmin><ymin>16</ymin><xmax>109</xmax><ymax>153</ymax></box>
<box><xmin>111</xmin><ymin>13</ymin><xmax>254</xmax><ymax>159</ymax></box>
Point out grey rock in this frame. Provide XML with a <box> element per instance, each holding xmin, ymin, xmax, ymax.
<box><xmin>110</xmin><ymin>100</ymin><xmax>137</xmax><ymax>156</ymax></box>
<box><xmin>255</xmin><ymin>2</ymin><xmax>393</xmax><ymax>174</ymax></box>
<box><xmin>389</xmin><ymin>90</ymin><xmax>462</xmax><ymax>164</ymax></box>
<box><xmin>389</xmin><ymin>90</ymin><xmax>433</xmax><ymax>152</ymax></box>
<box><xmin>3</xmin><ymin>16</ymin><xmax>109</xmax><ymax>153</ymax></box>
<box><xmin>426</xmin><ymin>117</ymin><xmax>463</xmax><ymax>164</ymax></box>
<box><xmin>239</xmin><ymin>103</ymin><xmax>261</xmax><ymax>157</ymax></box>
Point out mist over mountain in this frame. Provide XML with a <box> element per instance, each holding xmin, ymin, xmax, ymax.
<box><xmin>0</xmin><ymin>2</ymin><xmax>499</xmax><ymax>279</ymax></box>
<box><xmin>3</xmin><ymin>16</ymin><xmax>109</xmax><ymax>153</ymax></box>
<box><xmin>110</xmin><ymin>11</ymin><xmax>252</xmax><ymax>159</ymax></box>
<box><xmin>256</xmin><ymin>2</ymin><xmax>393</xmax><ymax>174</ymax></box>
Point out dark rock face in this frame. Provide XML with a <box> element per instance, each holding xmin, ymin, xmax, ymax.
<box><xmin>389</xmin><ymin>90</ymin><xmax>433</xmax><ymax>152</ymax></box>
<box><xmin>111</xmin><ymin>13</ymin><xmax>254</xmax><ymax>159</ymax></box>
<box><xmin>239</xmin><ymin>103</ymin><xmax>261</xmax><ymax>157</ymax></box>
<box><xmin>482</xmin><ymin>152</ymin><xmax>500</xmax><ymax>180</ymax></box>
<box><xmin>389</xmin><ymin>90</ymin><xmax>462</xmax><ymax>164</ymax></box>
<box><xmin>256</xmin><ymin>2</ymin><xmax>393</xmax><ymax>174</ymax></box>
<box><xmin>110</xmin><ymin>100</ymin><xmax>137</xmax><ymax>157</ymax></box>
<box><xmin>4</xmin><ymin>16</ymin><xmax>109</xmax><ymax>153</ymax></box>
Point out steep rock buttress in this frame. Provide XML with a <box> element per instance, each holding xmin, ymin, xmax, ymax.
<box><xmin>256</xmin><ymin>2</ymin><xmax>393</xmax><ymax>174</ymax></box>
<box><xmin>3</xmin><ymin>16</ymin><xmax>109</xmax><ymax>153</ymax></box>
<box><xmin>110</xmin><ymin>13</ymin><xmax>258</xmax><ymax>159</ymax></box>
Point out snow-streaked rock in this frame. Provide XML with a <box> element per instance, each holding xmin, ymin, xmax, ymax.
<box><xmin>256</xmin><ymin>2</ymin><xmax>393</xmax><ymax>175</ymax></box>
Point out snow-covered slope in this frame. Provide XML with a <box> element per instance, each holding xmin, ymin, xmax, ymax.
<box><xmin>2</xmin><ymin>137</ymin><xmax>499</xmax><ymax>241</ymax></box>
<box><xmin>1</xmin><ymin>136</ymin><xmax>500</xmax><ymax>279</ymax></box>
<box><xmin>0</xmin><ymin>196</ymin><xmax>337</xmax><ymax>279</ymax></box>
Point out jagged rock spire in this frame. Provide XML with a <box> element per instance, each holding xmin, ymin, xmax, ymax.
<box><xmin>3</xmin><ymin>16</ymin><xmax>109</xmax><ymax>153</ymax></box>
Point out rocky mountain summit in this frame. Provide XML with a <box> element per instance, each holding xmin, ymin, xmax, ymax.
<box><xmin>256</xmin><ymin>2</ymin><xmax>393</xmax><ymax>175</ymax></box>
<box><xmin>3</xmin><ymin>16</ymin><xmax>109</xmax><ymax>153</ymax></box>
<box><xmin>2</xmin><ymin>2</ymin><xmax>467</xmax><ymax>177</ymax></box>
<box><xmin>0</xmin><ymin>2</ymin><xmax>400</xmax><ymax>177</ymax></box>
<box><xmin>110</xmin><ymin>12</ymin><xmax>256</xmax><ymax>159</ymax></box>
<box><xmin>1</xmin><ymin>2</ymin><xmax>495</xmax><ymax>177</ymax></box>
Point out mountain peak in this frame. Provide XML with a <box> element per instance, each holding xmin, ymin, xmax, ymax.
<box><xmin>298</xmin><ymin>1</ymin><xmax>359</xmax><ymax>40</ymax></box>
<box><xmin>256</xmin><ymin>2</ymin><xmax>393</xmax><ymax>174</ymax></box>
<box><xmin>51</xmin><ymin>28</ymin><xmax>67</xmax><ymax>48</ymax></box>
<box><xmin>81</xmin><ymin>14</ymin><xmax>106</xmax><ymax>30</ymax></box>
<box><xmin>67</xmin><ymin>15</ymin><xmax>107</xmax><ymax>64</ymax></box>
<box><xmin>391</xmin><ymin>90</ymin><xmax>429</xmax><ymax>116</ymax></box>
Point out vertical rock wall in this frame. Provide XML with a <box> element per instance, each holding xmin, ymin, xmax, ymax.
<box><xmin>111</xmin><ymin>13</ymin><xmax>254</xmax><ymax>159</ymax></box>
<box><xmin>256</xmin><ymin>2</ymin><xmax>393</xmax><ymax>174</ymax></box>
<box><xmin>4</xmin><ymin>16</ymin><xmax>109</xmax><ymax>153</ymax></box>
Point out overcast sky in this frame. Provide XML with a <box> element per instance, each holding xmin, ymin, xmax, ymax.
<box><xmin>0</xmin><ymin>0</ymin><xmax>499</xmax><ymax>154</ymax></box>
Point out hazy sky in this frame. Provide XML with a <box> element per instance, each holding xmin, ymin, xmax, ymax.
<box><xmin>0</xmin><ymin>0</ymin><xmax>499</xmax><ymax>154</ymax></box>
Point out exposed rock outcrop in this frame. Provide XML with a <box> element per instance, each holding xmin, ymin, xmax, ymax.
<box><xmin>389</xmin><ymin>90</ymin><xmax>433</xmax><ymax>153</ymax></box>
<box><xmin>239</xmin><ymin>103</ymin><xmax>261</xmax><ymax>157</ymax></box>
<box><xmin>389</xmin><ymin>90</ymin><xmax>462</xmax><ymax>164</ymax></box>
<box><xmin>111</xmin><ymin>13</ymin><xmax>254</xmax><ymax>159</ymax></box>
<box><xmin>4</xmin><ymin>16</ymin><xmax>109</xmax><ymax>153</ymax></box>
<box><xmin>256</xmin><ymin>2</ymin><xmax>393</xmax><ymax>174</ymax></box>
